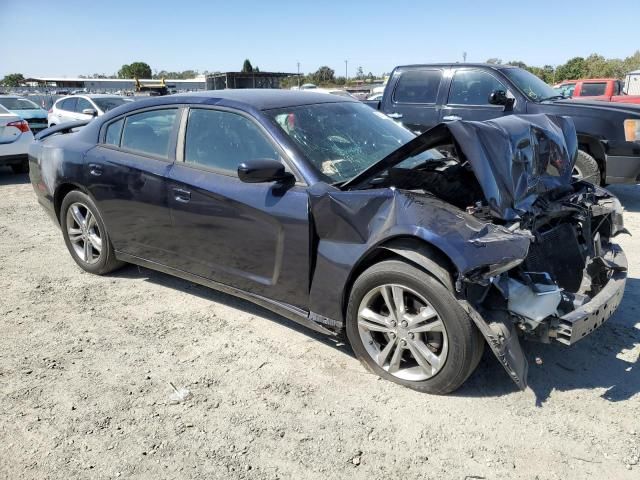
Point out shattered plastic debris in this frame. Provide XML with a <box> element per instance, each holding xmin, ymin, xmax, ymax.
<box><xmin>168</xmin><ymin>382</ymin><xmax>192</xmax><ymax>403</ymax></box>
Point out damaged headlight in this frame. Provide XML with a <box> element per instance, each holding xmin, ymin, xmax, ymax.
<box><xmin>624</xmin><ymin>119</ymin><xmax>640</xmax><ymax>142</ymax></box>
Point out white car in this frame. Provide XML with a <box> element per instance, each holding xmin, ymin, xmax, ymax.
<box><xmin>48</xmin><ymin>94</ymin><xmax>132</xmax><ymax>127</ymax></box>
<box><xmin>366</xmin><ymin>93</ymin><xmax>384</xmax><ymax>101</ymax></box>
<box><xmin>0</xmin><ymin>104</ymin><xmax>34</xmax><ymax>174</ymax></box>
<box><xmin>308</xmin><ymin>88</ymin><xmax>356</xmax><ymax>98</ymax></box>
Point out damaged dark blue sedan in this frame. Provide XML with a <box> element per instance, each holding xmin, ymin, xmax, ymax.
<box><xmin>29</xmin><ymin>90</ymin><xmax>627</xmax><ymax>394</ymax></box>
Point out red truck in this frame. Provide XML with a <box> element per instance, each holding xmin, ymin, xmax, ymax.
<box><xmin>555</xmin><ymin>78</ymin><xmax>640</xmax><ymax>104</ymax></box>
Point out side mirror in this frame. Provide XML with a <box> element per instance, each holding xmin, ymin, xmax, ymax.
<box><xmin>488</xmin><ymin>89</ymin><xmax>508</xmax><ymax>105</ymax></box>
<box><xmin>238</xmin><ymin>159</ymin><xmax>294</xmax><ymax>183</ymax></box>
<box><xmin>488</xmin><ymin>89</ymin><xmax>515</xmax><ymax>112</ymax></box>
<box><xmin>82</xmin><ymin>108</ymin><xmax>98</xmax><ymax>117</ymax></box>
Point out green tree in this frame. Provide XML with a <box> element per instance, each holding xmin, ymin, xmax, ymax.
<box><xmin>311</xmin><ymin>66</ymin><xmax>335</xmax><ymax>84</ymax></box>
<box><xmin>242</xmin><ymin>59</ymin><xmax>253</xmax><ymax>73</ymax></box>
<box><xmin>355</xmin><ymin>66</ymin><xmax>364</xmax><ymax>80</ymax></box>
<box><xmin>555</xmin><ymin>57</ymin><xmax>587</xmax><ymax>81</ymax></box>
<box><xmin>118</xmin><ymin>62</ymin><xmax>152</xmax><ymax>79</ymax></box>
<box><xmin>1</xmin><ymin>73</ymin><xmax>25</xmax><ymax>87</ymax></box>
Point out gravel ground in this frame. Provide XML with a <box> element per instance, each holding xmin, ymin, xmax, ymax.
<box><xmin>0</xmin><ymin>167</ymin><xmax>639</xmax><ymax>480</ymax></box>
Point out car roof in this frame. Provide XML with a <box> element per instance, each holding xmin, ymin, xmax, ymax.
<box><xmin>394</xmin><ymin>63</ymin><xmax>518</xmax><ymax>70</ymax></box>
<box><xmin>174</xmin><ymin>89</ymin><xmax>357</xmax><ymax>110</ymax></box>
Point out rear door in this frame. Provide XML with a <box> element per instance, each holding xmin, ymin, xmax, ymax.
<box><xmin>167</xmin><ymin>107</ymin><xmax>310</xmax><ymax>308</ymax></box>
<box><xmin>384</xmin><ymin>68</ymin><xmax>445</xmax><ymax>133</ymax></box>
<box><xmin>440</xmin><ymin>68</ymin><xmax>515</xmax><ymax>123</ymax></box>
<box><xmin>85</xmin><ymin>106</ymin><xmax>180</xmax><ymax>262</ymax></box>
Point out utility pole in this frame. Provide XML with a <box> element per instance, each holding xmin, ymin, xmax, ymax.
<box><xmin>345</xmin><ymin>60</ymin><xmax>348</xmax><ymax>85</ymax></box>
<box><xmin>463</xmin><ymin>51</ymin><xmax>467</xmax><ymax>63</ymax></box>
<box><xmin>297</xmin><ymin>61</ymin><xmax>300</xmax><ymax>87</ymax></box>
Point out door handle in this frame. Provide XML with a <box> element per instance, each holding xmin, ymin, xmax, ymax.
<box><xmin>387</xmin><ymin>112</ymin><xmax>403</xmax><ymax>119</ymax></box>
<box><xmin>173</xmin><ymin>188</ymin><xmax>191</xmax><ymax>203</ymax></box>
<box><xmin>88</xmin><ymin>163</ymin><xmax>103</xmax><ymax>176</ymax></box>
<box><xmin>442</xmin><ymin>115</ymin><xmax>462</xmax><ymax>122</ymax></box>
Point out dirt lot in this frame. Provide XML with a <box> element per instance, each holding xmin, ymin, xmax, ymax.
<box><xmin>0</xmin><ymin>167</ymin><xmax>638</xmax><ymax>480</ymax></box>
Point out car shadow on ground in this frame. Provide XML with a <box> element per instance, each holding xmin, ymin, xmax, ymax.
<box><xmin>459</xmin><ymin>277</ymin><xmax>640</xmax><ymax>405</ymax></box>
<box><xmin>109</xmin><ymin>264</ymin><xmax>355</xmax><ymax>358</ymax></box>
<box><xmin>0</xmin><ymin>167</ymin><xmax>29</xmax><ymax>186</ymax></box>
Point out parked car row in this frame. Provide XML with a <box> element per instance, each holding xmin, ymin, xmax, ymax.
<box><xmin>0</xmin><ymin>94</ymin><xmax>133</xmax><ymax>173</ymax></box>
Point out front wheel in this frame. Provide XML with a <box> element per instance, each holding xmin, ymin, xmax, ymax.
<box><xmin>346</xmin><ymin>260</ymin><xmax>484</xmax><ymax>394</ymax></box>
<box><xmin>573</xmin><ymin>150</ymin><xmax>600</xmax><ymax>184</ymax></box>
<box><xmin>60</xmin><ymin>190</ymin><xmax>124</xmax><ymax>275</ymax></box>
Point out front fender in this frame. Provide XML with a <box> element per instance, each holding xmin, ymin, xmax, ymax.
<box><xmin>307</xmin><ymin>185</ymin><xmax>531</xmax><ymax>324</ymax></box>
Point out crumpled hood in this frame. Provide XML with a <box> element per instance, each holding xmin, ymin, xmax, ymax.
<box><xmin>344</xmin><ymin>114</ymin><xmax>578</xmax><ymax>221</ymax></box>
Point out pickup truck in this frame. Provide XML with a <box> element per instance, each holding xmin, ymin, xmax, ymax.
<box><xmin>365</xmin><ymin>64</ymin><xmax>640</xmax><ymax>185</ymax></box>
<box><xmin>555</xmin><ymin>78</ymin><xmax>640</xmax><ymax>104</ymax></box>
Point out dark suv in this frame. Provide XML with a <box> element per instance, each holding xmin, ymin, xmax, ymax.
<box><xmin>366</xmin><ymin>64</ymin><xmax>640</xmax><ymax>185</ymax></box>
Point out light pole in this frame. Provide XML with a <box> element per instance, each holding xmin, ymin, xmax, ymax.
<box><xmin>297</xmin><ymin>61</ymin><xmax>300</xmax><ymax>88</ymax></box>
<box><xmin>345</xmin><ymin>60</ymin><xmax>348</xmax><ymax>85</ymax></box>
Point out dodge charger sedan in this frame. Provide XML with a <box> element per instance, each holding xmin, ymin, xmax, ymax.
<box><xmin>29</xmin><ymin>90</ymin><xmax>627</xmax><ymax>394</ymax></box>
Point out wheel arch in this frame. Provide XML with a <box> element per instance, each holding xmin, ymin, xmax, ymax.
<box><xmin>577</xmin><ymin>133</ymin><xmax>606</xmax><ymax>182</ymax></box>
<box><xmin>341</xmin><ymin>236</ymin><xmax>457</xmax><ymax>321</ymax></box>
<box><xmin>53</xmin><ymin>182</ymin><xmax>90</xmax><ymax>223</ymax></box>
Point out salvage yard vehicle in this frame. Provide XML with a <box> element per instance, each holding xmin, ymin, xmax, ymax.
<box><xmin>555</xmin><ymin>78</ymin><xmax>640</xmax><ymax>104</ymax></box>
<box><xmin>0</xmin><ymin>95</ymin><xmax>49</xmax><ymax>134</ymax></box>
<box><xmin>29</xmin><ymin>90</ymin><xmax>627</xmax><ymax>394</ymax></box>
<box><xmin>0</xmin><ymin>103</ymin><xmax>34</xmax><ymax>174</ymax></box>
<box><xmin>364</xmin><ymin>63</ymin><xmax>640</xmax><ymax>185</ymax></box>
<box><xmin>48</xmin><ymin>94</ymin><xmax>132</xmax><ymax>127</ymax></box>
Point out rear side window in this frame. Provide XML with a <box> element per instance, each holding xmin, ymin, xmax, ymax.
<box><xmin>104</xmin><ymin>118</ymin><xmax>124</xmax><ymax>146</ymax></box>
<box><xmin>580</xmin><ymin>83</ymin><xmax>607</xmax><ymax>96</ymax></box>
<box><xmin>184</xmin><ymin>109</ymin><xmax>279</xmax><ymax>174</ymax></box>
<box><xmin>393</xmin><ymin>70</ymin><xmax>442</xmax><ymax>104</ymax></box>
<box><xmin>120</xmin><ymin>109</ymin><xmax>178</xmax><ymax>158</ymax></box>
<box><xmin>448</xmin><ymin>69</ymin><xmax>508</xmax><ymax>105</ymax></box>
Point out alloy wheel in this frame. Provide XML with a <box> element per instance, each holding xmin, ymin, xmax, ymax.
<box><xmin>66</xmin><ymin>202</ymin><xmax>102</xmax><ymax>264</ymax></box>
<box><xmin>357</xmin><ymin>284</ymin><xmax>448</xmax><ymax>381</ymax></box>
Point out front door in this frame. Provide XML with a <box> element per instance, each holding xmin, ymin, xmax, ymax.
<box><xmin>167</xmin><ymin>107</ymin><xmax>310</xmax><ymax>309</ymax></box>
<box><xmin>440</xmin><ymin>68</ymin><xmax>514</xmax><ymax>123</ymax></box>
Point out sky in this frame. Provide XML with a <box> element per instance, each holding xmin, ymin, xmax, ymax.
<box><xmin>1</xmin><ymin>0</ymin><xmax>639</xmax><ymax>78</ymax></box>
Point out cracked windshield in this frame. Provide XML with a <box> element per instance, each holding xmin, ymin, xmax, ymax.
<box><xmin>268</xmin><ymin>102</ymin><xmax>443</xmax><ymax>183</ymax></box>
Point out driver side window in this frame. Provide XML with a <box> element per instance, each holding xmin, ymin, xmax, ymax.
<box><xmin>448</xmin><ymin>70</ymin><xmax>508</xmax><ymax>106</ymax></box>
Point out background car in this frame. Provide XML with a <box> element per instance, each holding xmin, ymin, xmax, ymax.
<box><xmin>48</xmin><ymin>94</ymin><xmax>132</xmax><ymax>126</ymax></box>
<box><xmin>555</xmin><ymin>78</ymin><xmax>640</xmax><ymax>104</ymax></box>
<box><xmin>0</xmin><ymin>95</ymin><xmax>48</xmax><ymax>134</ymax></box>
<box><xmin>0</xmin><ymin>104</ymin><xmax>33</xmax><ymax>173</ymax></box>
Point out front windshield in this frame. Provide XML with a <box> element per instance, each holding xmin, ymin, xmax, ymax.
<box><xmin>0</xmin><ymin>97</ymin><xmax>40</xmax><ymax>110</ymax></box>
<box><xmin>502</xmin><ymin>68</ymin><xmax>559</xmax><ymax>101</ymax></box>
<box><xmin>92</xmin><ymin>97</ymin><xmax>130</xmax><ymax>112</ymax></box>
<box><xmin>267</xmin><ymin>102</ymin><xmax>442</xmax><ymax>183</ymax></box>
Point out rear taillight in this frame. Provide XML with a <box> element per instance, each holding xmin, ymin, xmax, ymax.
<box><xmin>7</xmin><ymin>120</ymin><xmax>30</xmax><ymax>133</ymax></box>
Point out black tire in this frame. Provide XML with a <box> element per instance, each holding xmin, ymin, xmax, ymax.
<box><xmin>60</xmin><ymin>190</ymin><xmax>124</xmax><ymax>275</ymax></box>
<box><xmin>346</xmin><ymin>260</ymin><xmax>484</xmax><ymax>395</ymax></box>
<box><xmin>574</xmin><ymin>150</ymin><xmax>600</xmax><ymax>184</ymax></box>
<box><xmin>11</xmin><ymin>160</ymin><xmax>29</xmax><ymax>174</ymax></box>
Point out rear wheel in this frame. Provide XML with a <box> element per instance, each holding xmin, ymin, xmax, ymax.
<box><xmin>573</xmin><ymin>150</ymin><xmax>600</xmax><ymax>184</ymax></box>
<box><xmin>60</xmin><ymin>190</ymin><xmax>124</xmax><ymax>275</ymax></box>
<box><xmin>346</xmin><ymin>260</ymin><xmax>484</xmax><ymax>394</ymax></box>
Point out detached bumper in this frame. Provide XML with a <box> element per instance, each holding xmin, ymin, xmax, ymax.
<box><xmin>555</xmin><ymin>245</ymin><xmax>627</xmax><ymax>345</ymax></box>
